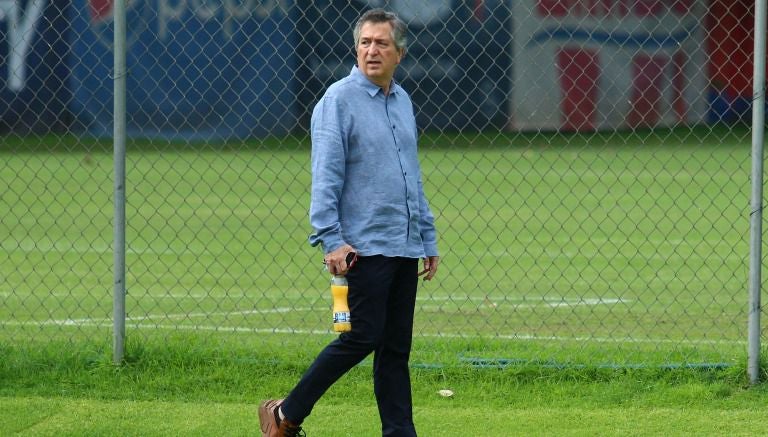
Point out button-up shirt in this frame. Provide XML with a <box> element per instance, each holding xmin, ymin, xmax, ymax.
<box><xmin>309</xmin><ymin>66</ymin><xmax>438</xmax><ymax>259</ymax></box>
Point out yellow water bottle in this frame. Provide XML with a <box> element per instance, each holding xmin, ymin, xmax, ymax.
<box><xmin>331</xmin><ymin>275</ymin><xmax>351</xmax><ymax>332</ymax></box>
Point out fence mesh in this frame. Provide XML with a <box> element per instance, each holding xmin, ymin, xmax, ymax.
<box><xmin>1</xmin><ymin>0</ymin><xmax>760</xmax><ymax>369</ymax></box>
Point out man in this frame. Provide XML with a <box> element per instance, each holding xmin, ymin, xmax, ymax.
<box><xmin>258</xmin><ymin>8</ymin><xmax>439</xmax><ymax>437</ymax></box>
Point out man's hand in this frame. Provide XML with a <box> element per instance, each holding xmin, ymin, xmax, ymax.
<box><xmin>419</xmin><ymin>256</ymin><xmax>439</xmax><ymax>281</ymax></box>
<box><xmin>324</xmin><ymin>244</ymin><xmax>357</xmax><ymax>276</ymax></box>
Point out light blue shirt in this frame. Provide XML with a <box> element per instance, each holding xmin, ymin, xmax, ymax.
<box><xmin>309</xmin><ymin>66</ymin><xmax>438</xmax><ymax>259</ymax></box>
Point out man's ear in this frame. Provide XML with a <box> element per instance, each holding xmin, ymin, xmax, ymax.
<box><xmin>397</xmin><ymin>48</ymin><xmax>406</xmax><ymax>64</ymax></box>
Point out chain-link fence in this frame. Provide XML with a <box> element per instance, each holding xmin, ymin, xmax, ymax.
<box><xmin>1</xmin><ymin>0</ymin><xmax>762</xmax><ymax>372</ymax></box>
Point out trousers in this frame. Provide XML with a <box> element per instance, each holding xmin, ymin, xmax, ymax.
<box><xmin>280</xmin><ymin>255</ymin><xmax>419</xmax><ymax>437</ymax></box>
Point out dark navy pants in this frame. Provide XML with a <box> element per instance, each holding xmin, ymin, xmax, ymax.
<box><xmin>281</xmin><ymin>256</ymin><xmax>419</xmax><ymax>437</ymax></box>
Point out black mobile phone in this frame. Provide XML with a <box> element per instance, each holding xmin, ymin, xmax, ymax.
<box><xmin>345</xmin><ymin>251</ymin><xmax>358</xmax><ymax>269</ymax></box>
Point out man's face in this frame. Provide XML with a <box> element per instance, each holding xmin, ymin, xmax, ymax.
<box><xmin>356</xmin><ymin>21</ymin><xmax>403</xmax><ymax>89</ymax></box>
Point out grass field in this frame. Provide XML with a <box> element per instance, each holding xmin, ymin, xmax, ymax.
<box><xmin>2</xmin><ymin>338</ymin><xmax>767</xmax><ymax>435</ymax></box>
<box><xmin>3</xmin><ymin>384</ymin><xmax>768</xmax><ymax>436</ymax></box>
<box><xmin>2</xmin><ymin>126</ymin><xmax>766</xmax><ymax>435</ymax></box>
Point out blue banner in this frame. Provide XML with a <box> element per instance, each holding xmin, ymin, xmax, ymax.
<box><xmin>68</xmin><ymin>0</ymin><xmax>297</xmax><ymax>140</ymax></box>
<box><xmin>0</xmin><ymin>0</ymin><xmax>71</xmax><ymax>133</ymax></box>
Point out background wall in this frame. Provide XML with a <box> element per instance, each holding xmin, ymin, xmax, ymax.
<box><xmin>1</xmin><ymin>0</ymin><xmax>757</xmax><ymax>137</ymax></box>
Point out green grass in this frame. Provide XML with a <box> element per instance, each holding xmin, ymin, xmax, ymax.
<box><xmin>0</xmin><ymin>126</ymin><xmax>753</xmax><ymax>366</ymax></box>
<box><xmin>1</xmin><ymin>126</ymin><xmax>765</xmax><ymax>434</ymax></box>
<box><xmin>1</xmin><ymin>338</ymin><xmax>767</xmax><ymax>435</ymax></box>
<box><xmin>4</xmin><ymin>394</ymin><xmax>768</xmax><ymax>436</ymax></box>
<box><xmin>2</xmin><ymin>336</ymin><xmax>768</xmax><ymax>434</ymax></box>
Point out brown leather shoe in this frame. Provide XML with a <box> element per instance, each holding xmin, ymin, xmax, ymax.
<box><xmin>258</xmin><ymin>399</ymin><xmax>283</xmax><ymax>437</ymax></box>
<box><xmin>258</xmin><ymin>399</ymin><xmax>305</xmax><ymax>437</ymax></box>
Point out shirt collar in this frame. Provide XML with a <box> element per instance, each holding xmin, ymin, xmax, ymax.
<box><xmin>351</xmin><ymin>65</ymin><xmax>399</xmax><ymax>97</ymax></box>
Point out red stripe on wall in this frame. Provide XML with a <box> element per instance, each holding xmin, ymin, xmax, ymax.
<box><xmin>557</xmin><ymin>47</ymin><xmax>600</xmax><ymax>131</ymax></box>
<box><xmin>672</xmin><ymin>51</ymin><xmax>687</xmax><ymax>122</ymax></box>
<box><xmin>89</xmin><ymin>0</ymin><xmax>113</xmax><ymax>21</ymax></box>
<box><xmin>708</xmin><ymin>0</ymin><xmax>752</xmax><ymax>97</ymax></box>
<box><xmin>627</xmin><ymin>54</ymin><xmax>666</xmax><ymax>128</ymax></box>
<box><xmin>473</xmin><ymin>0</ymin><xmax>486</xmax><ymax>23</ymax></box>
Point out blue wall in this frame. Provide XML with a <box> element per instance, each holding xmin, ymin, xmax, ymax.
<box><xmin>2</xmin><ymin>1</ymin><xmax>743</xmax><ymax>138</ymax></box>
<box><xmin>0</xmin><ymin>0</ymin><xmax>72</xmax><ymax>132</ymax></box>
<box><xmin>68</xmin><ymin>0</ymin><xmax>297</xmax><ymax>140</ymax></box>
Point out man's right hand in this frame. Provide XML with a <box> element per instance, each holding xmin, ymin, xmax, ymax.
<box><xmin>324</xmin><ymin>244</ymin><xmax>357</xmax><ymax>276</ymax></box>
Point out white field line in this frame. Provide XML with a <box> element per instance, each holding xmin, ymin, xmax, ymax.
<box><xmin>1</xmin><ymin>297</ymin><xmax>615</xmax><ymax>326</ymax></box>
<box><xmin>0</xmin><ymin>298</ymin><xmax>631</xmax><ymax>327</ymax></box>
<box><xmin>0</xmin><ymin>289</ymin><xmax>623</xmax><ymax>303</ymax></box>
<box><xmin>419</xmin><ymin>297</ymin><xmax>628</xmax><ymax>309</ymax></box>
<box><xmin>0</xmin><ymin>317</ymin><xmax>743</xmax><ymax>346</ymax></box>
<box><xmin>2</xmin><ymin>307</ymin><xmax>312</xmax><ymax>327</ymax></box>
<box><xmin>1</xmin><ymin>299</ymin><xmax>744</xmax><ymax>346</ymax></box>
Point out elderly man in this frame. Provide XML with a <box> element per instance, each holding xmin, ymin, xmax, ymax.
<box><xmin>259</xmin><ymin>9</ymin><xmax>439</xmax><ymax>437</ymax></box>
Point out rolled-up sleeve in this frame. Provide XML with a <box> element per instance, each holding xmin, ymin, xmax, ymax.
<box><xmin>308</xmin><ymin>95</ymin><xmax>347</xmax><ymax>253</ymax></box>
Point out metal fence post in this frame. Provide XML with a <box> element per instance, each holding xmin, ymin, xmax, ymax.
<box><xmin>748</xmin><ymin>0</ymin><xmax>767</xmax><ymax>386</ymax></box>
<box><xmin>113</xmin><ymin>0</ymin><xmax>127</xmax><ymax>365</ymax></box>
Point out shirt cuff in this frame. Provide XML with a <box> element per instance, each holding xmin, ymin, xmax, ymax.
<box><xmin>423</xmin><ymin>242</ymin><xmax>439</xmax><ymax>258</ymax></box>
<box><xmin>320</xmin><ymin>234</ymin><xmax>345</xmax><ymax>255</ymax></box>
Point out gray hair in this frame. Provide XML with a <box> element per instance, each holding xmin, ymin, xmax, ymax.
<box><xmin>353</xmin><ymin>9</ymin><xmax>407</xmax><ymax>53</ymax></box>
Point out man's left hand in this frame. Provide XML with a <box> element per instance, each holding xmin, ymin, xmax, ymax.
<box><xmin>419</xmin><ymin>256</ymin><xmax>439</xmax><ymax>281</ymax></box>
